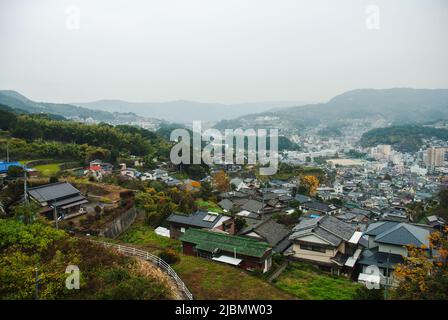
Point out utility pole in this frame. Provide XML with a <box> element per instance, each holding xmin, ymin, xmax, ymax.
<box><xmin>384</xmin><ymin>249</ymin><xmax>391</xmax><ymax>300</ymax></box>
<box><xmin>35</xmin><ymin>267</ymin><xmax>40</xmax><ymax>300</ymax></box>
<box><xmin>23</xmin><ymin>170</ymin><xmax>28</xmax><ymax>203</ymax></box>
<box><xmin>53</xmin><ymin>203</ymin><xmax>59</xmax><ymax>230</ymax></box>
<box><xmin>6</xmin><ymin>141</ymin><xmax>9</xmax><ymax>162</ymax></box>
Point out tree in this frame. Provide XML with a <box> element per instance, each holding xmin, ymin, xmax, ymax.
<box><xmin>439</xmin><ymin>187</ymin><xmax>448</xmax><ymax>208</ymax></box>
<box><xmin>392</xmin><ymin>227</ymin><xmax>448</xmax><ymax>299</ymax></box>
<box><xmin>7</xmin><ymin>165</ymin><xmax>24</xmax><ymax>178</ymax></box>
<box><xmin>12</xmin><ymin>202</ymin><xmax>40</xmax><ymax>225</ymax></box>
<box><xmin>49</xmin><ymin>176</ymin><xmax>59</xmax><ymax>184</ymax></box>
<box><xmin>300</xmin><ymin>175</ymin><xmax>319</xmax><ymax>197</ymax></box>
<box><xmin>234</xmin><ymin>217</ymin><xmax>247</xmax><ymax>233</ymax></box>
<box><xmin>185</xmin><ymin>164</ymin><xmax>207</xmax><ymax>180</ymax></box>
<box><xmin>212</xmin><ymin>170</ymin><xmax>230</xmax><ymax>193</ymax></box>
<box><xmin>0</xmin><ymin>106</ymin><xmax>17</xmax><ymax>131</ymax></box>
<box><xmin>199</xmin><ymin>181</ymin><xmax>213</xmax><ymax>200</ymax></box>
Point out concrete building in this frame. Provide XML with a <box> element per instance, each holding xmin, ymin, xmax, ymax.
<box><xmin>425</xmin><ymin>147</ymin><xmax>445</xmax><ymax>168</ymax></box>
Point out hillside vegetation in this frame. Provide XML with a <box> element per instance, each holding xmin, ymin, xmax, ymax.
<box><xmin>0</xmin><ymin>218</ymin><xmax>171</xmax><ymax>299</ymax></box>
<box><xmin>360</xmin><ymin>125</ymin><xmax>448</xmax><ymax>152</ymax></box>
<box><xmin>0</xmin><ymin>106</ymin><xmax>171</xmax><ymax>162</ymax></box>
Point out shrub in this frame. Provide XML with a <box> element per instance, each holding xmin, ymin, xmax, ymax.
<box><xmin>49</xmin><ymin>176</ymin><xmax>59</xmax><ymax>183</ymax></box>
<box><xmin>158</xmin><ymin>249</ymin><xmax>180</xmax><ymax>264</ymax></box>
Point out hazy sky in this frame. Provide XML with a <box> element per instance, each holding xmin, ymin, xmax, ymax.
<box><xmin>0</xmin><ymin>0</ymin><xmax>447</xmax><ymax>104</ymax></box>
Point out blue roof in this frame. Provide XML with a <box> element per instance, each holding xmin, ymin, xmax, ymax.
<box><xmin>0</xmin><ymin>161</ymin><xmax>23</xmax><ymax>174</ymax></box>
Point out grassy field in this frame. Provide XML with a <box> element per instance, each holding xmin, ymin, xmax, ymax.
<box><xmin>195</xmin><ymin>200</ymin><xmax>224</xmax><ymax>213</ymax></box>
<box><xmin>117</xmin><ymin>219</ymin><xmax>293</xmax><ymax>300</ymax></box>
<box><xmin>117</xmin><ymin>223</ymin><xmax>181</xmax><ymax>254</ymax></box>
<box><xmin>172</xmin><ymin>254</ymin><xmax>293</xmax><ymax>300</ymax></box>
<box><xmin>33</xmin><ymin>163</ymin><xmax>63</xmax><ymax>176</ymax></box>
<box><xmin>274</xmin><ymin>262</ymin><xmax>362</xmax><ymax>300</ymax></box>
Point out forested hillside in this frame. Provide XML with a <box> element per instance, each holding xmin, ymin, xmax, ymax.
<box><xmin>360</xmin><ymin>125</ymin><xmax>448</xmax><ymax>152</ymax></box>
<box><xmin>0</xmin><ymin>106</ymin><xmax>172</xmax><ymax>163</ymax></box>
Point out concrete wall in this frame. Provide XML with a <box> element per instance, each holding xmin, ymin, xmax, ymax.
<box><xmin>99</xmin><ymin>206</ymin><xmax>137</xmax><ymax>238</ymax></box>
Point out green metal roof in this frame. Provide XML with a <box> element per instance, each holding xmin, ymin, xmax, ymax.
<box><xmin>180</xmin><ymin>228</ymin><xmax>271</xmax><ymax>258</ymax></box>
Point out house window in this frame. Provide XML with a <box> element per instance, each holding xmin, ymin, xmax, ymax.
<box><xmin>180</xmin><ymin>227</ymin><xmax>186</xmax><ymax>233</ymax></box>
<box><xmin>300</xmin><ymin>243</ymin><xmax>326</xmax><ymax>253</ymax></box>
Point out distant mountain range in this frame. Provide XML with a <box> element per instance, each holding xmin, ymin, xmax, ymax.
<box><xmin>0</xmin><ymin>90</ymin><xmax>162</xmax><ymax>124</ymax></box>
<box><xmin>2</xmin><ymin>88</ymin><xmax>448</xmax><ymax>133</ymax></box>
<box><xmin>72</xmin><ymin>100</ymin><xmax>310</xmax><ymax>123</ymax></box>
<box><xmin>214</xmin><ymin>88</ymin><xmax>448</xmax><ymax>132</ymax></box>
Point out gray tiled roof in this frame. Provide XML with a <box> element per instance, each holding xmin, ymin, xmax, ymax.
<box><xmin>28</xmin><ymin>182</ymin><xmax>81</xmax><ymax>203</ymax></box>
<box><xmin>289</xmin><ymin>215</ymin><xmax>355</xmax><ymax>247</ymax></box>
<box><xmin>241</xmin><ymin>199</ymin><xmax>265</xmax><ymax>213</ymax></box>
<box><xmin>364</xmin><ymin>221</ymin><xmax>400</xmax><ymax>236</ymax></box>
<box><xmin>242</xmin><ymin>218</ymin><xmax>291</xmax><ymax>252</ymax></box>
<box><xmin>302</xmin><ymin>201</ymin><xmax>337</xmax><ymax>213</ymax></box>
<box><xmin>218</xmin><ymin>199</ymin><xmax>234</xmax><ymax>211</ymax></box>
<box><xmin>166</xmin><ymin>211</ymin><xmax>227</xmax><ymax>229</ymax></box>
<box><xmin>294</xmin><ymin>194</ymin><xmax>312</xmax><ymax>203</ymax></box>
<box><xmin>357</xmin><ymin>247</ymin><xmax>404</xmax><ymax>269</ymax></box>
<box><xmin>375</xmin><ymin>223</ymin><xmax>430</xmax><ymax>247</ymax></box>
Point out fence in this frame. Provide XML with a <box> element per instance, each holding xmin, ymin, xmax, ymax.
<box><xmin>92</xmin><ymin>240</ymin><xmax>193</xmax><ymax>300</ymax></box>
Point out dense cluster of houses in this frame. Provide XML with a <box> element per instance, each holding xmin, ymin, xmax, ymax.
<box><xmin>2</xmin><ymin>153</ymin><xmax>445</xmax><ymax>286</ymax></box>
<box><xmin>162</xmin><ymin>170</ymin><xmax>445</xmax><ymax>284</ymax></box>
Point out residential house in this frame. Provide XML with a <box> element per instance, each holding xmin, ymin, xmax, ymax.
<box><xmin>166</xmin><ymin>211</ymin><xmax>235</xmax><ymax>239</ymax></box>
<box><xmin>299</xmin><ymin>200</ymin><xmax>341</xmax><ymax>216</ymax></box>
<box><xmin>230</xmin><ymin>178</ymin><xmax>248</xmax><ymax>191</ymax></box>
<box><xmin>180</xmin><ymin>228</ymin><xmax>272</xmax><ymax>273</ymax></box>
<box><xmin>426</xmin><ymin>215</ymin><xmax>446</xmax><ymax>231</ymax></box>
<box><xmin>153</xmin><ymin>169</ymin><xmax>169</xmax><ymax>180</ymax></box>
<box><xmin>239</xmin><ymin>218</ymin><xmax>292</xmax><ymax>253</ymax></box>
<box><xmin>294</xmin><ymin>194</ymin><xmax>312</xmax><ymax>204</ymax></box>
<box><xmin>27</xmin><ymin>182</ymin><xmax>88</xmax><ymax>219</ymax></box>
<box><xmin>288</xmin><ymin>215</ymin><xmax>363</xmax><ymax>275</ymax></box>
<box><xmin>357</xmin><ymin>220</ymin><xmax>431</xmax><ymax>287</ymax></box>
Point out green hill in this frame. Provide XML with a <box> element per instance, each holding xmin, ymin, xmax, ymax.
<box><xmin>360</xmin><ymin>125</ymin><xmax>448</xmax><ymax>152</ymax></box>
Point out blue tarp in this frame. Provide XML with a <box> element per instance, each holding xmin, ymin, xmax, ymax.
<box><xmin>0</xmin><ymin>161</ymin><xmax>23</xmax><ymax>174</ymax></box>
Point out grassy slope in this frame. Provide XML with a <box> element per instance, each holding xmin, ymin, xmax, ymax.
<box><xmin>33</xmin><ymin>163</ymin><xmax>62</xmax><ymax>176</ymax></box>
<box><xmin>194</xmin><ymin>199</ymin><xmax>224</xmax><ymax>213</ymax></box>
<box><xmin>116</xmin><ymin>219</ymin><xmax>293</xmax><ymax>300</ymax></box>
<box><xmin>274</xmin><ymin>262</ymin><xmax>362</xmax><ymax>300</ymax></box>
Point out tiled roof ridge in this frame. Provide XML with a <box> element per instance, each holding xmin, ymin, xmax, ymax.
<box><xmin>28</xmin><ymin>181</ymin><xmax>68</xmax><ymax>190</ymax></box>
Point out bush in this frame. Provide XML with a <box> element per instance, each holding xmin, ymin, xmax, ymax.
<box><xmin>49</xmin><ymin>176</ymin><xmax>59</xmax><ymax>183</ymax></box>
<box><xmin>79</xmin><ymin>217</ymin><xmax>89</xmax><ymax>226</ymax></box>
<box><xmin>158</xmin><ymin>249</ymin><xmax>180</xmax><ymax>265</ymax></box>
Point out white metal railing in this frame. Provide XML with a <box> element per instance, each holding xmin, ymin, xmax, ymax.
<box><xmin>91</xmin><ymin>240</ymin><xmax>193</xmax><ymax>300</ymax></box>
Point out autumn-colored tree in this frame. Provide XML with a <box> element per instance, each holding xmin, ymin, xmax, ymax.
<box><xmin>393</xmin><ymin>226</ymin><xmax>448</xmax><ymax>300</ymax></box>
<box><xmin>212</xmin><ymin>170</ymin><xmax>230</xmax><ymax>193</ymax></box>
<box><xmin>300</xmin><ymin>175</ymin><xmax>319</xmax><ymax>197</ymax></box>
